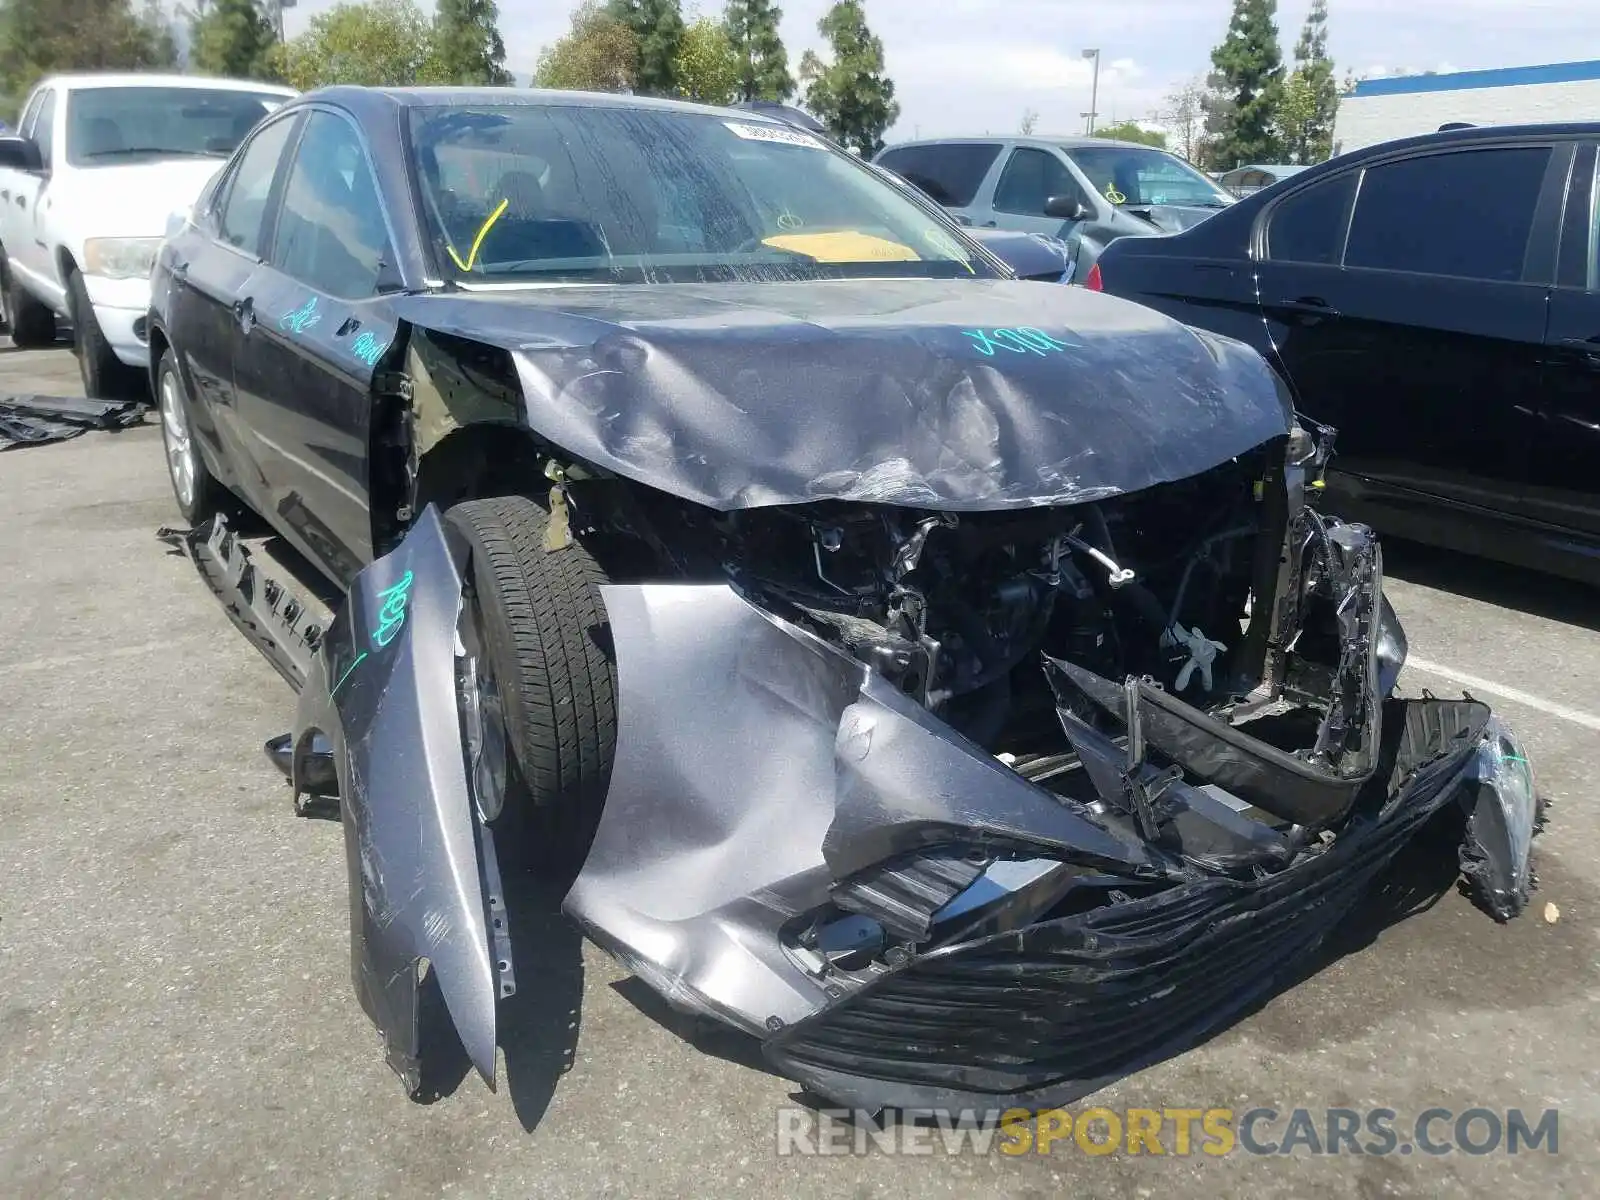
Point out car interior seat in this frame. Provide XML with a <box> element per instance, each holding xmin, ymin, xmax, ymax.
<box><xmin>478</xmin><ymin>164</ymin><xmax>607</xmax><ymax>266</ymax></box>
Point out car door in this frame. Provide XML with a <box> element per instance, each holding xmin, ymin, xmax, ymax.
<box><xmin>235</xmin><ymin>107</ymin><xmax>402</xmax><ymax>586</ymax></box>
<box><xmin>168</xmin><ymin>109</ymin><xmax>302</xmax><ymax>513</ymax></box>
<box><xmin>982</xmin><ymin>146</ymin><xmax>1096</xmax><ymax>239</ymax></box>
<box><xmin>874</xmin><ymin>142</ymin><xmax>1005</xmax><ymax>226</ymax></box>
<box><xmin>1533</xmin><ymin>141</ymin><xmax>1600</xmax><ymax>541</ymax></box>
<box><xmin>0</xmin><ymin>88</ymin><xmax>44</xmax><ymax>264</ymax></box>
<box><xmin>7</xmin><ymin>87</ymin><xmax>56</xmax><ymax>296</ymax></box>
<box><xmin>1255</xmin><ymin>141</ymin><xmax>1561</xmax><ymax>522</ymax></box>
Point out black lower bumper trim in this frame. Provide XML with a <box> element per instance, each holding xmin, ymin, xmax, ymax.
<box><xmin>764</xmin><ymin>698</ymin><xmax>1490</xmax><ymax>1112</ymax></box>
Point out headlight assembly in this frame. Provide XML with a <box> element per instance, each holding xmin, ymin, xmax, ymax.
<box><xmin>82</xmin><ymin>237</ymin><xmax>163</xmax><ymax>281</ymax></box>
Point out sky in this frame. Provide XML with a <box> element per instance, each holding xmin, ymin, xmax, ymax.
<box><xmin>282</xmin><ymin>0</ymin><xmax>1600</xmax><ymax>141</ymax></box>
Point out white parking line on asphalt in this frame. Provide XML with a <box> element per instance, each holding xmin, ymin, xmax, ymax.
<box><xmin>1406</xmin><ymin>656</ymin><xmax>1600</xmax><ymax>733</ymax></box>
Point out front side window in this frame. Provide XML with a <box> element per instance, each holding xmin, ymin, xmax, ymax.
<box><xmin>1345</xmin><ymin>147</ymin><xmax>1551</xmax><ymax>281</ymax></box>
<box><xmin>992</xmin><ymin>148</ymin><xmax>1087</xmax><ymax>216</ymax></box>
<box><xmin>66</xmin><ymin>87</ymin><xmax>287</xmax><ymax>168</ymax></box>
<box><xmin>17</xmin><ymin>90</ymin><xmax>44</xmax><ymax>142</ymax></box>
<box><xmin>407</xmin><ymin>105</ymin><xmax>993</xmax><ymax>284</ymax></box>
<box><xmin>876</xmin><ymin>143</ymin><xmax>1002</xmax><ymax>207</ymax></box>
<box><xmin>1063</xmin><ymin>145</ymin><xmax>1234</xmax><ymax>209</ymax></box>
<box><xmin>31</xmin><ymin>90</ymin><xmax>55</xmax><ymax>167</ymax></box>
<box><xmin>219</xmin><ymin>115</ymin><xmax>298</xmax><ymax>257</ymax></box>
<box><xmin>1265</xmin><ymin>174</ymin><xmax>1355</xmax><ymax>264</ymax></box>
<box><xmin>272</xmin><ymin>111</ymin><xmax>392</xmax><ymax>299</ymax></box>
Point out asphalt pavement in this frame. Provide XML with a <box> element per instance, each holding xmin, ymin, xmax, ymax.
<box><xmin>1</xmin><ymin>337</ymin><xmax>1596</xmax><ymax>1198</ymax></box>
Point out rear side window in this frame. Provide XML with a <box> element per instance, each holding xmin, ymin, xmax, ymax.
<box><xmin>1345</xmin><ymin>147</ymin><xmax>1552</xmax><ymax>281</ymax></box>
<box><xmin>1589</xmin><ymin>155</ymin><xmax>1600</xmax><ymax>291</ymax></box>
<box><xmin>876</xmin><ymin>143</ymin><xmax>1000</xmax><ymax>207</ymax></box>
<box><xmin>219</xmin><ymin>115</ymin><xmax>296</xmax><ymax>256</ymax></box>
<box><xmin>1266</xmin><ymin>174</ymin><xmax>1355</xmax><ymax>264</ymax></box>
<box><xmin>993</xmin><ymin>147</ymin><xmax>1087</xmax><ymax>217</ymax></box>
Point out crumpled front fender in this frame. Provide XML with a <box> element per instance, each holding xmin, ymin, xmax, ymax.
<box><xmin>292</xmin><ymin>506</ymin><xmax>514</xmax><ymax>1095</ymax></box>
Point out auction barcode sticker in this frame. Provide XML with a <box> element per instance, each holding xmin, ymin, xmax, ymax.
<box><xmin>722</xmin><ymin>121</ymin><xmax>825</xmax><ymax>149</ymax></box>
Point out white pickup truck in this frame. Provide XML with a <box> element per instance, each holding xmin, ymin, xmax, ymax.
<box><xmin>0</xmin><ymin>73</ymin><xmax>295</xmax><ymax>398</ymax></box>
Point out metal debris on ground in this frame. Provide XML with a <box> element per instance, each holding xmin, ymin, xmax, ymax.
<box><xmin>0</xmin><ymin>394</ymin><xmax>146</xmax><ymax>450</ymax></box>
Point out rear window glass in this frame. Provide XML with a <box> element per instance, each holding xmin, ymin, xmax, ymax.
<box><xmin>1344</xmin><ymin>147</ymin><xmax>1551</xmax><ymax>281</ymax></box>
<box><xmin>875</xmin><ymin>143</ymin><xmax>1002</xmax><ymax>207</ymax></box>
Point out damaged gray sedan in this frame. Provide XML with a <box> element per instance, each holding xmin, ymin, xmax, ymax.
<box><xmin>149</xmin><ymin>87</ymin><xmax>1543</xmax><ymax>1113</ymax></box>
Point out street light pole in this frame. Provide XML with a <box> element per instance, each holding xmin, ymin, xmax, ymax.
<box><xmin>1082</xmin><ymin>48</ymin><xmax>1100</xmax><ymax>135</ymax></box>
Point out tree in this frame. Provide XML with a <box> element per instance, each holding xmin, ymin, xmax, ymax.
<box><xmin>1018</xmin><ymin>107</ymin><xmax>1038</xmax><ymax>135</ymax></box>
<box><xmin>1200</xmin><ymin>70</ymin><xmax>1237</xmax><ymax>167</ymax></box>
<box><xmin>607</xmin><ymin>0</ymin><xmax>684</xmax><ymax>96</ymax></box>
<box><xmin>1280</xmin><ymin>0</ymin><xmax>1337</xmax><ymax>163</ymax></box>
<box><xmin>189</xmin><ymin>0</ymin><xmax>278</xmax><ymax>80</ymax></box>
<box><xmin>1207</xmin><ymin>0</ymin><xmax>1284</xmax><ymax>170</ymax></box>
<box><xmin>798</xmin><ymin>0</ymin><xmax>898</xmax><ymax>157</ymax></box>
<box><xmin>675</xmin><ymin>16</ymin><xmax>738</xmax><ymax>104</ymax></box>
<box><xmin>534</xmin><ymin>1</ymin><xmax>638</xmax><ymax>91</ymax></box>
<box><xmin>0</xmin><ymin>0</ymin><xmax>178</xmax><ymax>103</ymax></box>
<box><xmin>1094</xmin><ymin>120</ymin><xmax>1166</xmax><ymax>149</ymax></box>
<box><xmin>268</xmin><ymin>0</ymin><xmax>438</xmax><ymax>90</ymax></box>
<box><xmin>723</xmin><ymin>0</ymin><xmax>792</xmax><ymax>102</ymax></box>
<box><xmin>1275</xmin><ymin>68</ymin><xmax>1317</xmax><ymax>164</ymax></box>
<box><xmin>429</xmin><ymin>0</ymin><xmax>513</xmax><ymax>85</ymax></box>
<box><xmin>1154</xmin><ymin>76</ymin><xmax>1208</xmax><ymax>162</ymax></box>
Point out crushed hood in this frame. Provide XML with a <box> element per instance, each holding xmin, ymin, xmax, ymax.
<box><xmin>393</xmin><ymin>278</ymin><xmax>1291</xmax><ymax>511</ymax></box>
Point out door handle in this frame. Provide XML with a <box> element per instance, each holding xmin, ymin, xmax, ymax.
<box><xmin>1558</xmin><ymin>335</ymin><xmax>1600</xmax><ymax>369</ymax></box>
<box><xmin>981</xmin><ymin>220</ymin><xmax>997</xmax><ymax>228</ymax></box>
<box><xmin>1276</xmin><ymin>297</ymin><xmax>1340</xmax><ymax>320</ymax></box>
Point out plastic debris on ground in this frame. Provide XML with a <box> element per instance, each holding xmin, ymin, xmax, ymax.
<box><xmin>0</xmin><ymin>394</ymin><xmax>146</xmax><ymax>450</ymax></box>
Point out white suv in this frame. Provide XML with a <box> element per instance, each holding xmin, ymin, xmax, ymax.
<box><xmin>0</xmin><ymin>73</ymin><xmax>295</xmax><ymax>397</ymax></box>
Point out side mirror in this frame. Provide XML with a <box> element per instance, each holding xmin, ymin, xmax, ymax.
<box><xmin>1044</xmin><ymin>194</ymin><xmax>1090</xmax><ymax>221</ymax></box>
<box><xmin>0</xmin><ymin>135</ymin><xmax>43</xmax><ymax>172</ymax></box>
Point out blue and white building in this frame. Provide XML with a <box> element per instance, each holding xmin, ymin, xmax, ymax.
<box><xmin>1333</xmin><ymin>60</ymin><xmax>1600</xmax><ymax>155</ymax></box>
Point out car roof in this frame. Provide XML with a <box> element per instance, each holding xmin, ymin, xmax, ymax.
<box><xmin>880</xmin><ymin>134</ymin><xmax>1177</xmax><ymax>154</ymax></box>
<box><xmin>302</xmin><ymin>85</ymin><xmax>796</xmax><ymax>126</ymax></box>
<box><xmin>37</xmin><ymin>72</ymin><xmax>297</xmax><ymax>96</ymax></box>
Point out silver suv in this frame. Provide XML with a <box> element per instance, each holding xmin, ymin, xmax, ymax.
<box><xmin>874</xmin><ymin>135</ymin><xmax>1236</xmax><ymax>279</ymax></box>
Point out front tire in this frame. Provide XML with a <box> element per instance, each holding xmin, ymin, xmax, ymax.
<box><xmin>68</xmin><ymin>268</ymin><xmax>134</xmax><ymax>398</ymax></box>
<box><xmin>445</xmin><ymin>495</ymin><xmax>618</xmax><ymax>874</ymax></box>
<box><xmin>156</xmin><ymin>348</ymin><xmax>223</xmax><ymax>525</ymax></box>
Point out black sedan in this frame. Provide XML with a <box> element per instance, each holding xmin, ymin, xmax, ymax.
<box><xmin>1089</xmin><ymin>121</ymin><xmax>1600</xmax><ymax>587</ymax></box>
<box><xmin>149</xmin><ymin>87</ymin><xmax>1537</xmax><ymax>1109</ymax></box>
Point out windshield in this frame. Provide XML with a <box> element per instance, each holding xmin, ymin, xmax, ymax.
<box><xmin>1063</xmin><ymin>145</ymin><xmax>1234</xmax><ymax>209</ymax></box>
<box><xmin>406</xmin><ymin>104</ymin><xmax>993</xmax><ymax>284</ymax></box>
<box><xmin>65</xmin><ymin>88</ymin><xmax>288</xmax><ymax>166</ymax></box>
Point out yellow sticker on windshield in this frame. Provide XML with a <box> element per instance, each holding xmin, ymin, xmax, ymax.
<box><xmin>761</xmin><ymin>231</ymin><xmax>921</xmax><ymax>262</ymax></box>
<box><xmin>446</xmin><ymin>197</ymin><xmax>510</xmax><ymax>272</ymax></box>
<box><xmin>1104</xmin><ymin>182</ymin><xmax>1127</xmax><ymax>204</ymax></box>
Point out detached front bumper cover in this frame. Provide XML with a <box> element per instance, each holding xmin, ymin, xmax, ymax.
<box><xmin>285</xmin><ymin>505</ymin><xmax>1539</xmax><ymax>1110</ymax></box>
